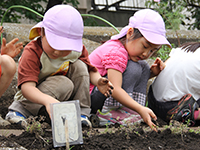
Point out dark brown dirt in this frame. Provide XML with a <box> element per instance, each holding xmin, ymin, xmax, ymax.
<box><xmin>0</xmin><ymin>75</ymin><xmax>200</xmax><ymax>150</ymax></box>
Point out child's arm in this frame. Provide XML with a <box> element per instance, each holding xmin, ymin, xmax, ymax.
<box><xmin>107</xmin><ymin>68</ymin><xmax>157</xmax><ymax>131</ymax></box>
<box><xmin>1</xmin><ymin>38</ymin><xmax>23</xmax><ymax>58</ymax></box>
<box><xmin>89</xmin><ymin>70</ymin><xmax>113</xmax><ymax>97</ymax></box>
<box><xmin>21</xmin><ymin>81</ymin><xmax>59</xmax><ymax>117</ymax></box>
<box><xmin>150</xmin><ymin>57</ymin><xmax>165</xmax><ymax>78</ymax></box>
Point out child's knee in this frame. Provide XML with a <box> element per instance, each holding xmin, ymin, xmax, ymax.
<box><xmin>38</xmin><ymin>75</ymin><xmax>74</xmax><ymax>100</ymax></box>
<box><xmin>1</xmin><ymin>55</ymin><xmax>16</xmax><ymax>76</ymax></box>
<box><xmin>56</xmin><ymin>76</ymin><xmax>74</xmax><ymax>94</ymax></box>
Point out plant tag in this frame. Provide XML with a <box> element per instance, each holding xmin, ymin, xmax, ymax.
<box><xmin>50</xmin><ymin>100</ymin><xmax>83</xmax><ymax>147</ymax></box>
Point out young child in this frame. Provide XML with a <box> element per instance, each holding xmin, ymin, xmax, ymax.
<box><xmin>0</xmin><ymin>26</ymin><xmax>23</xmax><ymax>97</ymax></box>
<box><xmin>89</xmin><ymin>9</ymin><xmax>171</xmax><ymax>130</ymax></box>
<box><xmin>148</xmin><ymin>42</ymin><xmax>200</xmax><ymax>126</ymax></box>
<box><xmin>5</xmin><ymin>5</ymin><xmax>113</xmax><ymax>128</ymax></box>
<box><xmin>0</xmin><ymin>26</ymin><xmax>23</xmax><ymax>126</ymax></box>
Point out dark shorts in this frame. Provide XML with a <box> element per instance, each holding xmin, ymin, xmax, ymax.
<box><xmin>148</xmin><ymin>85</ymin><xmax>200</xmax><ymax>122</ymax></box>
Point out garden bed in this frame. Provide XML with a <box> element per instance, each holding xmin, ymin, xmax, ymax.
<box><xmin>0</xmin><ymin>76</ymin><xmax>200</xmax><ymax>150</ymax></box>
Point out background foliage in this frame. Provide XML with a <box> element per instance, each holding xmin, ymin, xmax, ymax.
<box><xmin>146</xmin><ymin>0</ymin><xmax>200</xmax><ymax>30</ymax></box>
<box><xmin>0</xmin><ymin>0</ymin><xmax>47</xmax><ymax>23</ymax></box>
<box><xmin>0</xmin><ymin>0</ymin><xmax>199</xmax><ymax>30</ymax></box>
<box><xmin>146</xmin><ymin>0</ymin><xmax>200</xmax><ymax>60</ymax></box>
<box><xmin>0</xmin><ymin>0</ymin><xmax>79</xmax><ymax>23</ymax></box>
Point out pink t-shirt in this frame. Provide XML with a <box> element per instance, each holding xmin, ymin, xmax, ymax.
<box><xmin>89</xmin><ymin>40</ymin><xmax>129</xmax><ymax>92</ymax></box>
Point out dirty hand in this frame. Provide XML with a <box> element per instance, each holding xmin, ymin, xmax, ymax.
<box><xmin>96</xmin><ymin>77</ymin><xmax>114</xmax><ymax>97</ymax></box>
<box><xmin>1</xmin><ymin>38</ymin><xmax>23</xmax><ymax>58</ymax></box>
<box><xmin>150</xmin><ymin>57</ymin><xmax>165</xmax><ymax>76</ymax></box>
<box><xmin>139</xmin><ymin>106</ymin><xmax>158</xmax><ymax>132</ymax></box>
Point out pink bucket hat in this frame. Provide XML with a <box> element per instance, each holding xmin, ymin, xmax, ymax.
<box><xmin>29</xmin><ymin>5</ymin><xmax>84</xmax><ymax>52</ymax></box>
<box><xmin>111</xmin><ymin>9</ymin><xmax>171</xmax><ymax>48</ymax></box>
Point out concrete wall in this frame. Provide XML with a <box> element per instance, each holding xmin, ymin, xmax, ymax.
<box><xmin>2</xmin><ymin>23</ymin><xmax>200</xmax><ymax>53</ymax></box>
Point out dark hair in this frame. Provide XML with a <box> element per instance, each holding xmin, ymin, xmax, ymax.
<box><xmin>41</xmin><ymin>27</ymin><xmax>45</xmax><ymax>36</ymax></box>
<box><xmin>180</xmin><ymin>42</ymin><xmax>200</xmax><ymax>53</ymax></box>
<box><xmin>119</xmin><ymin>28</ymin><xmax>143</xmax><ymax>46</ymax></box>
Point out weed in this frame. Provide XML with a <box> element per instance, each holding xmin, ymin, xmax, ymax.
<box><xmin>24</xmin><ymin>116</ymin><xmax>50</xmax><ymax>147</ymax></box>
<box><xmin>103</xmin><ymin>123</ymin><xmax>110</xmax><ymax>133</ymax></box>
<box><xmin>69</xmin><ymin>146</ymin><xmax>75</xmax><ymax>150</ymax></box>
<box><xmin>25</xmin><ymin>116</ymin><xmax>45</xmax><ymax>136</ymax></box>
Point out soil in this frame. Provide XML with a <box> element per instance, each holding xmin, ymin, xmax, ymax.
<box><xmin>0</xmin><ymin>71</ymin><xmax>200</xmax><ymax>150</ymax></box>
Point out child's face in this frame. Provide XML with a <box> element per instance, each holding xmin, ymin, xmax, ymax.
<box><xmin>125</xmin><ymin>37</ymin><xmax>161</xmax><ymax>62</ymax></box>
<box><xmin>41</xmin><ymin>35</ymin><xmax>72</xmax><ymax>59</ymax></box>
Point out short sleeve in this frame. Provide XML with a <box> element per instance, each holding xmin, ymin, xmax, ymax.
<box><xmin>18</xmin><ymin>39</ymin><xmax>42</xmax><ymax>88</ymax></box>
<box><xmin>101</xmin><ymin>49</ymin><xmax>128</xmax><ymax>73</ymax></box>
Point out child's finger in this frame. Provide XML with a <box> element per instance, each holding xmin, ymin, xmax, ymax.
<box><xmin>10</xmin><ymin>38</ymin><xmax>19</xmax><ymax>44</ymax></box>
<box><xmin>153</xmin><ymin>57</ymin><xmax>159</xmax><ymax>64</ymax></box>
<box><xmin>16</xmin><ymin>42</ymin><xmax>23</xmax><ymax>49</ymax></box>
<box><xmin>150</xmin><ymin>122</ymin><xmax>158</xmax><ymax>132</ymax></box>
<box><xmin>1</xmin><ymin>38</ymin><xmax>6</xmax><ymax>48</ymax></box>
<box><xmin>109</xmin><ymin>90</ymin><xmax>112</xmax><ymax>95</ymax></box>
<box><xmin>103</xmin><ymin>79</ymin><xmax>108</xmax><ymax>84</ymax></box>
<box><xmin>151</xmin><ymin>64</ymin><xmax>157</xmax><ymax>67</ymax></box>
<box><xmin>150</xmin><ymin>110</ymin><xmax>157</xmax><ymax>120</ymax></box>
<box><xmin>110</xmin><ymin>85</ymin><xmax>114</xmax><ymax>89</ymax></box>
<box><xmin>0</xmin><ymin>26</ymin><xmax>3</xmax><ymax>33</ymax></box>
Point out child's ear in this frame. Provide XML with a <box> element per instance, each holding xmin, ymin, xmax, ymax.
<box><xmin>37</xmin><ymin>28</ymin><xmax>42</xmax><ymax>36</ymax></box>
<box><xmin>126</xmin><ymin>27</ymin><xmax>134</xmax><ymax>39</ymax></box>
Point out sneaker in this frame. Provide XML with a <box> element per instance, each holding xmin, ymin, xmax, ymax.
<box><xmin>5</xmin><ymin>110</ymin><xmax>26</xmax><ymax>124</ymax></box>
<box><xmin>97</xmin><ymin>107</ymin><xmax>142</xmax><ymax>126</ymax></box>
<box><xmin>81</xmin><ymin>115</ymin><xmax>92</xmax><ymax>129</ymax></box>
<box><xmin>89</xmin><ymin>114</ymin><xmax>100</xmax><ymax>128</ymax></box>
<box><xmin>166</xmin><ymin>94</ymin><xmax>199</xmax><ymax>126</ymax></box>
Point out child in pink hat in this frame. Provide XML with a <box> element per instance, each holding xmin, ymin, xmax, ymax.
<box><xmin>89</xmin><ymin>9</ymin><xmax>171</xmax><ymax>130</ymax></box>
<box><xmin>5</xmin><ymin>5</ymin><xmax>113</xmax><ymax>128</ymax></box>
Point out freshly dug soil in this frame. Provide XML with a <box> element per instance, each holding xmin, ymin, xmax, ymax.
<box><xmin>1</xmin><ymin>121</ymin><xmax>200</xmax><ymax>150</ymax></box>
<box><xmin>0</xmin><ymin>78</ymin><xmax>200</xmax><ymax>150</ymax></box>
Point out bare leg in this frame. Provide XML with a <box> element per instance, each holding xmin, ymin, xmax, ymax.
<box><xmin>0</xmin><ymin>55</ymin><xmax>16</xmax><ymax>97</ymax></box>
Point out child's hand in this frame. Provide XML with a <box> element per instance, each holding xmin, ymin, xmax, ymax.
<box><xmin>0</xmin><ymin>26</ymin><xmax>3</xmax><ymax>35</ymax></box>
<box><xmin>1</xmin><ymin>38</ymin><xmax>23</xmax><ymax>58</ymax></box>
<box><xmin>139</xmin><ymin>106</ymin><xmax>158</xmax><ymax>131</ymax></box>
<box><xmin>45</xmin><ymin>98</ymin><xmax>60</xmax><ymax>119</ymax></box>
<box><xmin>96</xmin><ymin>77</ymin><xmax>114</xmax><ymax>97</ymax></box>
<box><xmin>150</xmin><ymin>57</ymin><xmax>165</xmax><ymax>76</ymax></box>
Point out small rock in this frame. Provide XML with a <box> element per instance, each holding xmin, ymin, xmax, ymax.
<box><xmin>0</xmin><ymin>116</ymin><xmax>11</xmax><ymax>126</ymax></box>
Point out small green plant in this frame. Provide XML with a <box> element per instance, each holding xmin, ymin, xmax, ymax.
<box><xmin>24</xmin><ymin>116</ymin><xmax>50</xmax><ymax>146</ymax></box>
<box><xmin>25</xmin><ymin>116</ymin><xmax>45</xmax><ymax>135</ymax></box>
<box><xmin>134</xmin><ymin>131</ymin><xmax>140</xmax><ymax>136</ymax></box>
<box><xmin>103</xmin><ymin>123</ymin><xmax>110</xmax><ymax>133</ymax></box>
<box><xmin>120</xmin><ymin>124</ymin><xmax>124</xmax><ymax>128</ymax></box>
<box><xmin>188</xmin><ymin>128</ymin><xmax>194</xmax><ymax>133</ymax></box>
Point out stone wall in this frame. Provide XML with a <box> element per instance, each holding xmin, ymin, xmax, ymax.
<box><xmin>2</xmin><ymin>23</ymin><xmax>200</xmax><ymax>54</ymax></box>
